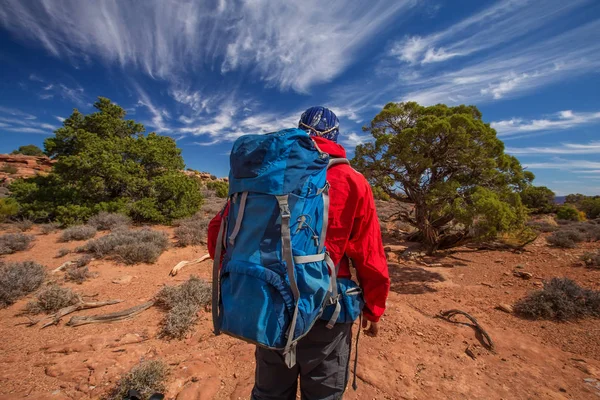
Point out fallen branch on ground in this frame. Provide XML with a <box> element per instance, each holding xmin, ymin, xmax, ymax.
<box><xmin>21</xmin><ymin>299</ymin><xmax>123</xmax><ymax>328</ymax></box>
<box><xmin>51</xmin><ymin>261</ymin><xmax>74</xmax><ymax>274</ymax></box>
<box><xmin>67</xmin><ymin>301</ymin><xmax>155</xmax><ymax>327</ymax></box>
<box><xmin>436</xmin><ymin>309</ymin><xmax>495</xmax><ymax>352</ymax></box>
<box><xmin>169</xmin><ymin>254</ymin><xmax>210</xmax><ymax>276</ymax></box>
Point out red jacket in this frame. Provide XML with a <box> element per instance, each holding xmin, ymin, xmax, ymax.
<box><xmin>207</xmin><ymin>136</ymin><xmax>390</xmax><ymax>322</ymax></box>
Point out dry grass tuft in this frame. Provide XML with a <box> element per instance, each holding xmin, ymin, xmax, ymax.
<box><xmin>155</xmin><ymin>276</ymin><xmax>211</xmax><ymax>339</ymax></box>
<box><xmin>109</xmin><ymin>359</ymin><xmax>168</xmax><ymax>400</ymax></box>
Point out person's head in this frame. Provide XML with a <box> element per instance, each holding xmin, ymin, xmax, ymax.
<box><xmin>298</xmin><ymin>106</ymin><xmax>340</xmax><ymax>143</ymax></box>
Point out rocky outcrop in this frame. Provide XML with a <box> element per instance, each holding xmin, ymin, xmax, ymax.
<box><xmin>183</xmin><ymin>169</ymin><xmax>228</xmax><ymax>182</ymax></box>
<box><xmin>0</xmin><ymin>154</ymin><xmax>55</xmax><ymax>186</ymax></box>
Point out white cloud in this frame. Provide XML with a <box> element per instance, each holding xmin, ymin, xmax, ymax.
<box><xmin>523</xmin><ymin>159</ymin><xmax>600</xmax><ymax>170</ymax></box>
<box><xmin>0</xmin><ymin>106</ymin><xmax>37</xmax><ymax>120</ymax></box>
<box><xmin>506</xmin><ymin>141</ymin><xmax>600</xmax><ymax>155</ymax></box>
<box><xmin>55</xmin><ymin>116</ymin><xmax>65</xmax><ymax>122</ymax></box>
<box><xmin>0</xmin><ymin>0</ymin><xmax>415</xmax><ymax>93</ymax></box>
<box><xmin>340</xmin><ymin>132</ymin><xmax>371</xmax><ymax>149</ymax></box>
<box><xmin>492</xmin><ymin>110</ymin><xmax>600</xmax><ymax>136</ymax></box>
<box><xmin>0</xmin><ymin>108</ymin><xmax>57</xmax><ymax>135</ymax></box>
<box><xmin>389</xmin><ymin>0</ymin><xmax>590</xmax><ymax>66</ymax></box>
<box><xmin>135</xmin><ymin>85</ymin><xmax>170</xmax><ymax>132</ymax></box>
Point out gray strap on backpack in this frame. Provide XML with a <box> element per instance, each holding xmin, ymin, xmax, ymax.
<box><xmin>228</xmin><ymin>191</ymin><xmax>247</xmax><ymax>245</ymax></box>
<box><xmin>211</xmin><ymin>217</ymin><xmax>226</xmax><ymax>335</ymax></box>
<box><xmin>276</xmin><ymin>195</ymin><xmax>301</xmax><ymax>368</ymax></box>
<box><xmin>325</xmin><ymin>253</ymin><xmax>341</xmax><ymax>329</ymax></box>
<box><xmin>318</xmin><ymin>158</ymin><xmax>349</xmax><ymax>254</ymax></box>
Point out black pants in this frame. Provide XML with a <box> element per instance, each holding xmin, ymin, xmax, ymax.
<box><xmin>251</xmin><ymin>320</ymin><xmax>353</xmax><ymax>400</ymax></box>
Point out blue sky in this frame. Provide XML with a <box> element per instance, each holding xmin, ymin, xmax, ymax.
<box><xmin>0</xmin><ymin>0</ymin><xmax>599</xmax><ymax>195</ymax></box>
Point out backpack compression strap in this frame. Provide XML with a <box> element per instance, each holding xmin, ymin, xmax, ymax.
<box><xmin>276</xmin><ymin>195</ymin><xmax>301</xmax><ymax>368</ymax></box>
<box><xmin>211</xmin><ymin>216</ymin><xmax>226</xmax><ymax>335</ymax></box>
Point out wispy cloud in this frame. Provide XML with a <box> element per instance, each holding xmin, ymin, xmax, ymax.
<box><xmin>492</xmin><ymin>110</ymin><xmax>600</xmax><ymax>136</ymax></box>
<box><xmin>524</xmin><ymin>159</ymin><xmax>600</xmax><ymax>170</ymax></box>
<box><xmin>0</xmin><ymin>106</ymin><xmax>37</xmax><ymax>120</ymax></box>
<box><xmin>507</xmin><ymin>141</ymin><xmax>600</xmax><ymax>155</ymax></box>
<box><xmin>0</xmin><ymin>106</ymin><xmax>57</xmax><ymax>135</ymax></box>
<box><xmin>0</xmin><ymin>0</ymin><xmax>415</xmax><ymax>93</ymax></box>
<box><xmin>55</xmin><ymin>116</ymin><xmax>65</xmax><ymax>122</ymax></box>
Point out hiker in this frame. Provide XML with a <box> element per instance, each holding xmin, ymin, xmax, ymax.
<box><xmin>207</xmin><ymin>106</ymin><xmax>390</xmax><ymax>400</ymax></box>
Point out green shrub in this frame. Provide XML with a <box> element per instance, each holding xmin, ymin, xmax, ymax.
<box><xmin>556</xmin><ymin>205</ymin><xmax>584</xmax><ymax>221</ymax></box>
<box><xmin>546</xmin><ymin>230</ymin><xmax>584</xmax><ymax>248</ymax></box>
<box><xmin>519</xmin><ymin>186</ymin><xmax>556</xmax><ymax>214</ymax></box>
<box><xmin>11</xmin><ymin>145</ymin><xmax>45</xmax><ymax>157</ymax></box>
<box><xmin>80</xmin><ymin>228</ymin><xmax>168</xmax><ymax>264</ymax></box>
<box><xmin>0</xmin><ymin>198</ymin><xmax>19</xmax><ymax>222</ymax></box>
<box><xmin>580</xmin><ymin>197</ymin><xmax>600</xmax><ymax>219</ymax></box>
<box><xmin>174</xmin><ymin>216</ymin><xmax>208</xmax><ymax>247</ymax></box>
<box><xmin>0</xmin><ymin>261</ymin><xmax>46</xmax><ymax>308</ymax></box>
<box><xmin>206</xmin><ymin>180</ymin><xmax>229</xmax><ymax>198</ymax></box>
<box><xmin>514</xmin><ymin>277</ymin><xmax>600</xmax><ymax>321</ymax></box>
<box><xmin>109</xmin><ymin>360</ymin><xmax>168</xmax><ymax>400</ymax></box>
<box><xmin>25</xmin><ymin>284</ymin><xmax>79</xmax><ymax>314</ymax></box>
<box><xmin>156</xmin><ymin>275</ymin><xmax>211</xmax><ymax>339</ymax></box>
<box><xmin>87</xmin><ymin>212</ymin><xmax>130</xmax><ymax>231</ymax></box>
<box><xmin>1</xmin><ymin>164</ymin><xmax>18</xmax><ymax>174</ymax></box>
<box><xmin>0</xmin><ymin>233</ymin><xmax>34</xmax><ymax>255</ymax></box>
<box><xmin>9</xmin><ymin>98</ymin><xmax>202</xmax><ymax>224</ymax></box>
<box><xmin>60</xmin><ymin>225</ymin><xmax>97</xmax><ymax>242</ymax></box>
<box><xmin>372</xmin><ymin>186</ymin><xmax>391</xmax><ymax>201</ymax></box>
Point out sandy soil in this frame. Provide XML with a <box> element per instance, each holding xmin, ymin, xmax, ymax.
<box><xmin>0</xmin><ymin>225</ymin><xmax>599</xmax><ymax>400</ymax></box>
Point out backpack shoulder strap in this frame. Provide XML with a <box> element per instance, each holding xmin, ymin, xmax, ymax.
<box><xmin>327</xmin><ymin>158</ymin><xmax>349</xmax><ymax>169</ymax></box>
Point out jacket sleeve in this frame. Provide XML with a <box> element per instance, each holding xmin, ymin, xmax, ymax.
<box><xmin>207</xmin><ymin>201</ymin><xmax>229</xmax><ymax>260</ymax></box>
<box><xmin>345</xmin><ymin>183</ymin><xmax>390</xmax><ymax>322</ymax></box>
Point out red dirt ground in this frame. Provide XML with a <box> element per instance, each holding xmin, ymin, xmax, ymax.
<box><xmin>1</xmin><ymin>225</ymin><xmax>599</xmax><ymax>399</ymax></box>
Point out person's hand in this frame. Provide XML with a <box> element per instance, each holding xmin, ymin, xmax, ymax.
<box><xmin>362</xmin><ymin>318</ymin><xmax>379</xmax><ymax>337</ymax></box>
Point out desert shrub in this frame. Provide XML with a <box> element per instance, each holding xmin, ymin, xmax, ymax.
<box><xmin>526</xmin><ymin>220</ymin><xmax>558</xmax><ymax>233</ymax></box>
<box><xmin>15</xmin><ymin>219</ymin><xmax>33</xmax><ymax>232</ymax></box>
<box><xmin>556</xmin><ymin>205</ymin><xmax>584</xmax><ymax>221</ymax></box>
<box><xmin>371</xmin><ymin>186</ymin><xmax>390</xmax><ymax>201</ymax></box>
<box><xmin>1</xmin><ymin>164</ymin><xmax>18</xmax><ymax>175</ymax></box>
<box><xmin>60</xmin><ymin>225</ymin><xmax>97</xmax><ymax>242</ymax></box>
<box><xmin>569</xmin><ymin>222</ymin><xmax>600</xmax><ymax>242</ymax></box>
<box><xmin>514</xmin><ymin>277</ymin><xmax>600</xmax><ymax>321</ymax></box>
<box><xmin>108</xmin><ymin>359</ymin><xmax>168</xmax><ymax>400</ymax></box>
<box><xmin>546</xmin><ymin>230</ymin><xmax>585</xmax><ymax>248</ymax></box>
<box><xmin>0</xmin><ymin>261</ymin><xmax>46</xmax><ymax>308</ymax></box>
<box><xmin>65</xmin><ymin>265</ymin><xmax>92</xmax><ymax>284</ymax></box>
<box><xmin>0</xmin><ymin>233</ymin><xmax>34</xmax><ymax>255</ymax></box>
<box><xmin>206</xmin><ymin>180</ymin><xmax>229</xmax><ymax>198</ymax></box>
<box><xmin>40</xmin><ymin>222</ymin><xmax>60</xmax><ymax>235</ymax></box>
<box><xmin>9</xmin><ymin>98</ymin><xmax>202</xmax><ymax>224</ymax></box>
<box><xmin>81</xmin><ymin>228</ymin><xmax>168</xmax><ymax>264</ymax></box>
<box><xmin>0</xmin><ymin>198</ymin><xmax>19</xmax><ymax>222</ymax></box>
<box><xmin>56</xmin><ymin>248</ymin><xmax>71</xmax><ymax>258</ymax></box>
<box><xmin>581</xmin><ymin>251</ymin><xmax>600</xmax><ymax>269</ymax></box>
<box><xmin>174</xmin><ymin>216</ymin><xmax>208</xmax><ymax>247</ymax></box>
<box><xmin>87</xmin><ymin>212</ymin><xmax>131</xmax><ymax>231</ymax></box>
<box><xmin>580</xmin><ymin>197</ymin><xmax>600</xmax><ymax>219</ymax></box>
<box><xmin>25</xmin><ymin>284</ymin><xmax>79</xmax><ymax>314</ymax></box>
<box><xmin>156</xmin><ymin>276</ymin><xmax>211</xmax><ymax>339</ymax></box>
<box><xmin>11</xmin><ymin>144</ymin><xmax>45</xmax><ymax>157</ymax></box>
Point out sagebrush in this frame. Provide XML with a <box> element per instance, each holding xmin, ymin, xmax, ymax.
<box><xmin>174</xmin><ymin>216</ymin><xmax>208</xmax><ymax>247</ymax></box>
<box><xmin>155</xmin><ymin>276</ymin><xmax>211</xmax><ymax>339</ymax></box>
<box><xmin>546</xmin><ymin>230</ymin><xmax>584</xmax><ymax>248</ymax></box>
<box><xmin>109</xmin><ymin>359</ymin><xmax>168</xmax><ymax>400</ymax></box>
<box><xmin>514</xmin><ymin>277</ymin><xmax>600</xmax><ymax>321</ymax></box>
<box><xmin>0</xmin><ymin>233</ymin><xmax>34</xmax><ymax>255</ymax></box>
<box><xmin>65</xmin><ymin>265</ymin><xmax>92</xmax><ymax>284</ymax></box>
<box><xmin>581</xmin><ymin>251</ymin><xmax>600</xmax><ymax>269</ymax></box>
<box><xmin>87</xmin><ymin>212</ymin><xmax>131</xmax><ymax>231</ymax></box>
<box><xmin>80</xmin><ymin>228</ymin><xmax>168</xmax><ymax>264</ymax></box>
<box><xmin>60</xmin><ymin>225</ymin><xmax>97</xmax><ymax>242</ymax></box>
<box><xmin>40</xmin><ymin>222</ymin><xmax>60</xmax><ymax>235</ymax></box>
<box><xmin>25</xmin><ymin>284</ymin><xmax>79</xmax><ymax>314</ymax></box>
<box><xmin>0</xmin><ymin>261</ymin><xmax>46</xmax><ymax>308</ymax></box>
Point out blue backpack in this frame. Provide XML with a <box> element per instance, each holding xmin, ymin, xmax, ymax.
<box><xmin>211</xmin><ymin>128</ymin><xmax>362</xmax><ymax>367</ymax></box>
